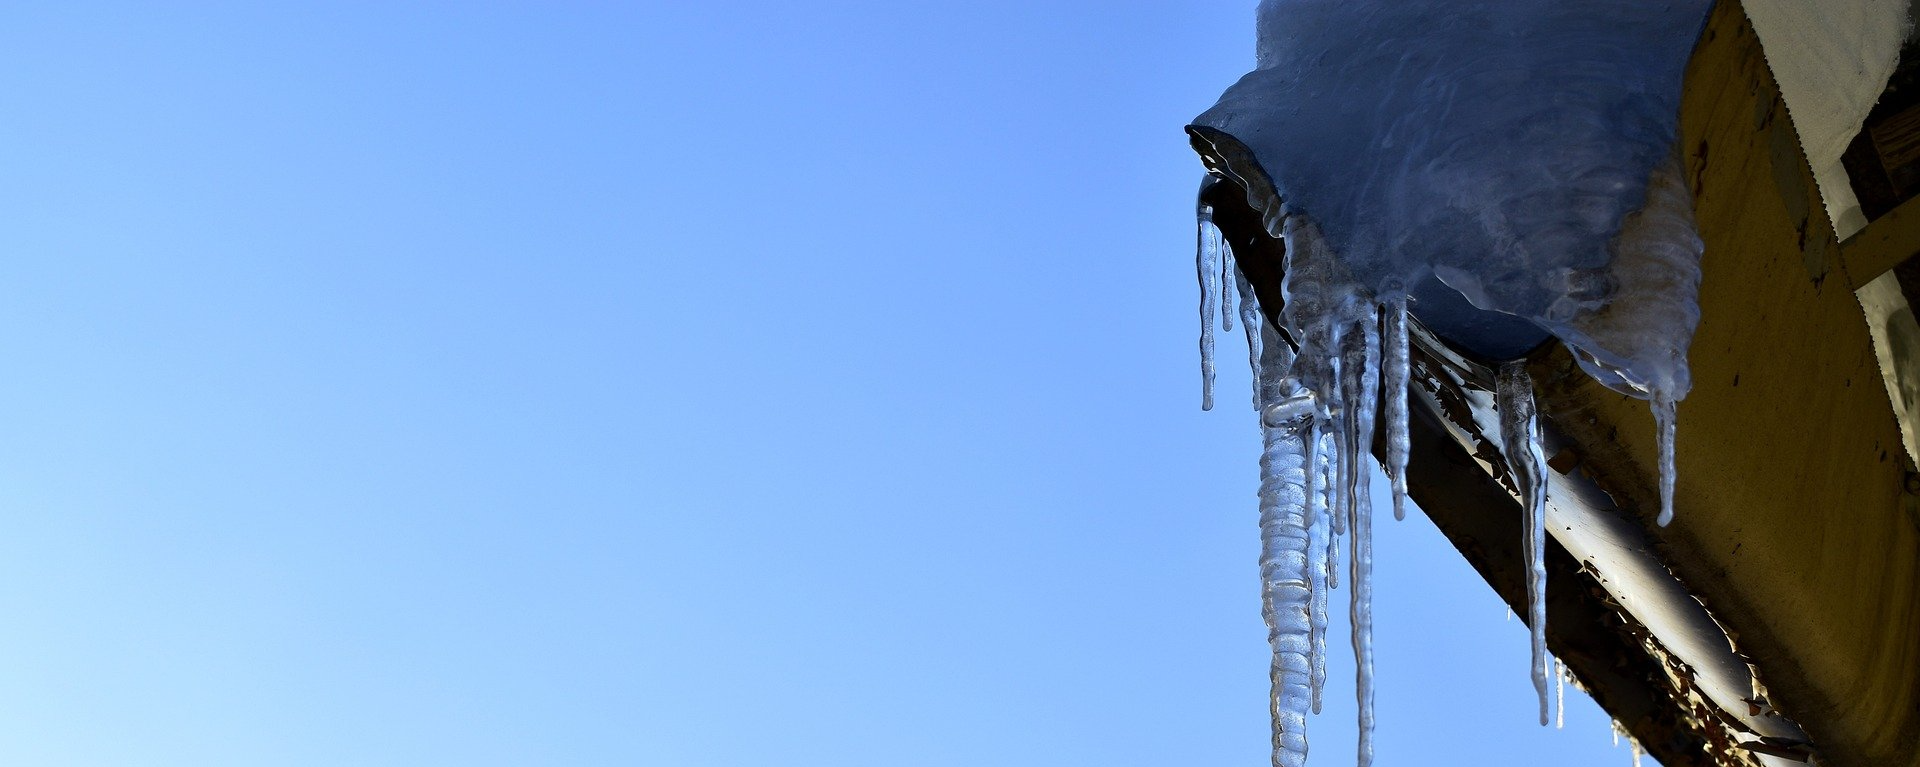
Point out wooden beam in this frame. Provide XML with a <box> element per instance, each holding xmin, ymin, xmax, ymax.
<box><xmin>1840</xmin><ymin>192</ymin><xmax>1920</xmax><ymax>290</ymax></box>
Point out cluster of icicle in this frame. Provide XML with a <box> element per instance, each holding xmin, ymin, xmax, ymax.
<box><xmin>1190</xmin><ymin>1</ymin><xmax>1712</xmax><ymax>762</ymax></box>
<box><xmin>1198</xmin><ymin>205</ymin><xmax>1558</xmax><ymax>767</ymax></box>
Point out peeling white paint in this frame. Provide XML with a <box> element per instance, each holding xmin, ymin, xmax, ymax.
<box><xmin>1744</xmin><ymin>0</ymin><xmax>1910</xmax><ymax>239</ymax></box>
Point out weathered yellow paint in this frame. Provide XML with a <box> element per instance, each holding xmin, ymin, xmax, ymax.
<box><xmin>1529</xmin><ymin>3</ymin><xmax>1920</xmax><ymax>765</ymax></box>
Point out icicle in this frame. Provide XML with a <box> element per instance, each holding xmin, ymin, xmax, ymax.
<box><xmin>1340</xmin><ymin>318</ymin><xmax>1381</xmax><ymax>767</ymax></box>
<box><xmin>1653</xmin><ymin>394</ymin><xmax>1677</xmax><ymax>526</ymax></box>
<box><xmin>1222</xmin><ymin>237</ymin><xmax>1237</xmax><ymax>334</ymax></box>
<box><xmin>1325</xmin><ymin>513</ymin><xmax>1340</xmax><ymax>591</ymax></box>
<box><xmin>1611</xmin><ymin>719</ymin><xmax>1622</xmax><ymax>747</ymax></box>
<box><xmin>1497</xmin><ymin>361</ymin><xmax>1551</xmax><ymax>727</ymax></box>
<box><xmin>1237</xmin><ymin>268</ymin><xmax>1265</xmax><ymax>410</ymax></box>
<box><xmin>1255</xmin><ymin>320</ymin><xmax>1314</xmax><ymax>767</ymax></box>
<box><xmin>1325</xmin><ymin>369</ymin><xmax>1351</xmax><ymax>539</ymax></box>
<box><xmin>1309</xmin><ymin>431</ymin><xmax>1333</xmax><ymax>713</ymax></box>
<box><xmin>1300</xmin><ymin>419</ymin><xmax>1325</xmax><ymax>715</ymax></box>
<box><xmin>1325</xmin><ymin>341</ymin><xmax>1351</xmax><ymax>539</ymax></box>
<box><xmin>1381</xmin><ymin>297</ymin><xmax>1410</xmax><ymax>521</ymax></box>
<box><xmin>1197</xmin><ymin>210</ymin><xmax>1220</xmax><ymax>412</ymax></box>
<box><xmin>1630</xmin><ymin>737</ymin><xmax>1643</xmax><ymax>767</ymax></box>
<box><xmin>1278</xmin><ymin>220</ymin><xmax>1353</xmax><ymax>599</ymax></box>
<box><xmin>1257</xmin><ymin>420</ymin><xmax>1316</xmax><ymax>767</ymax></box>
<box><xmin>1555</xmin><ymin>657</ymin><xmax>1566</xmax><ymax>729</ymax></box>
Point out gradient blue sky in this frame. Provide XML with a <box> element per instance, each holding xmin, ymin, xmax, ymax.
<box><xmin>0</xmin><ymin>3</ymin><xmax>1645</xmax><ymax>766</ymax></box>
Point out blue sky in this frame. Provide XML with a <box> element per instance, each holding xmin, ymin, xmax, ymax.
<box><xmin>0</xmin><ymin>3</ymin><xmax>1643</xmax><ymax>765</ymax></box>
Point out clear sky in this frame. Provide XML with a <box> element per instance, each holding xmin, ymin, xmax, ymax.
<box><xmin>0</xmin><ymin>3</ymin><xmax>1646</xmax><ymax>766</ymax></box>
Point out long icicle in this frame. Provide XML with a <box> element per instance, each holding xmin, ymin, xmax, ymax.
<box><xmin>1197</xmin><ymin>212</ymin><xmax>1220</xmax><ymax>412</ymax></box>
<box><xmin>1309</xmin><ymin>430</ymin><xmax>1333</xmax><ymax>713</ymax></box>
<box><xmin>1381</xmin><ymin>296</ymin><xmax>1411</xmax><ymax>521</ymax></box>
<box><xmin>1256</xmin><ymin>321</ymin><xmax>1314</xmax><ymax>767</ymax></box>
<box><xmin>1341</xmin><ymin>318</ymin><xmax>1381</xmax><ymax>767</ymax></box>
<box><xmin>1497</xmin><ymin>361</ymin><xmax>1552</xmax><ymax>726</ymax></box>
<box><xmin>1322</xmin><ymin>332</ymin><xmax>1342</xmax><ymax>597</ymax></box>
<box><xmin>1327</xmin><ymin>348</ymin><xmax>1351</xmax><ymax>539</ymax></box>
<box><xmin>1221</xmin><ymin>237</ymin><xmax>1237</xmax><ymax>334</ymax></box>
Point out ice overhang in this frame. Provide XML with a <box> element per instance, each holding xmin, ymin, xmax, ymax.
<box><xmin>1190</xmin><ymin>2</ymin><xmax>1920</xmax><ymax>766</ymax></box>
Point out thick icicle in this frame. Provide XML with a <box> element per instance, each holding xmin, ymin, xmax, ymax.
<box><xmin>1497</xmin><ymin>361</ymin><xmax>1552</xmax><ymax>727</ymax></box>
<box><xmin>1255</xmin><ymin>321</ymin><xmax>1315</xmax><ymax>767</ymax></box>
<box><xmin>1198</xmin><ymin>204</ymin><xmax>1221</xmax><ymax>412</ymax></box>
<box><xmin>1381</xmin><ymin>297</ymin><xmax>1411</xmax><ymax>521</ymax></box>
<box><xmin>1340</xmin><ymin>320</ymin><xmax>1381</xmax><ymax>767</ymax></box>
<box><xmin>1653</xmin><ymin>394</ymin><xmax>1677</xmax><ymax>526</ymax></box>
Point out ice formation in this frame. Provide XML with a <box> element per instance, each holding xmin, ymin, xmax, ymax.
<box><xmin>1555</xmin><ymin>658</ymin><xmax>1567</xmax><ymax>730</ymax></box>
<box><xmin>1253</xmin><ymin>327</ymin><xmax>1314</xmax><ymax>767</ymax></box>
<box><xmin>1197</xmin><ymin>193</ymin><xmax>1222</xmax><ymax>413</ymax></box>
<box><xmin>1497</xmin><ymin>360</ymin><xmax>1551</xmax><ymax>726</ymax></box>
<box><xmin>1189</xmin><ymin>2</ymin><xmax>1712</xmax><ymax>766</ymax></box>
